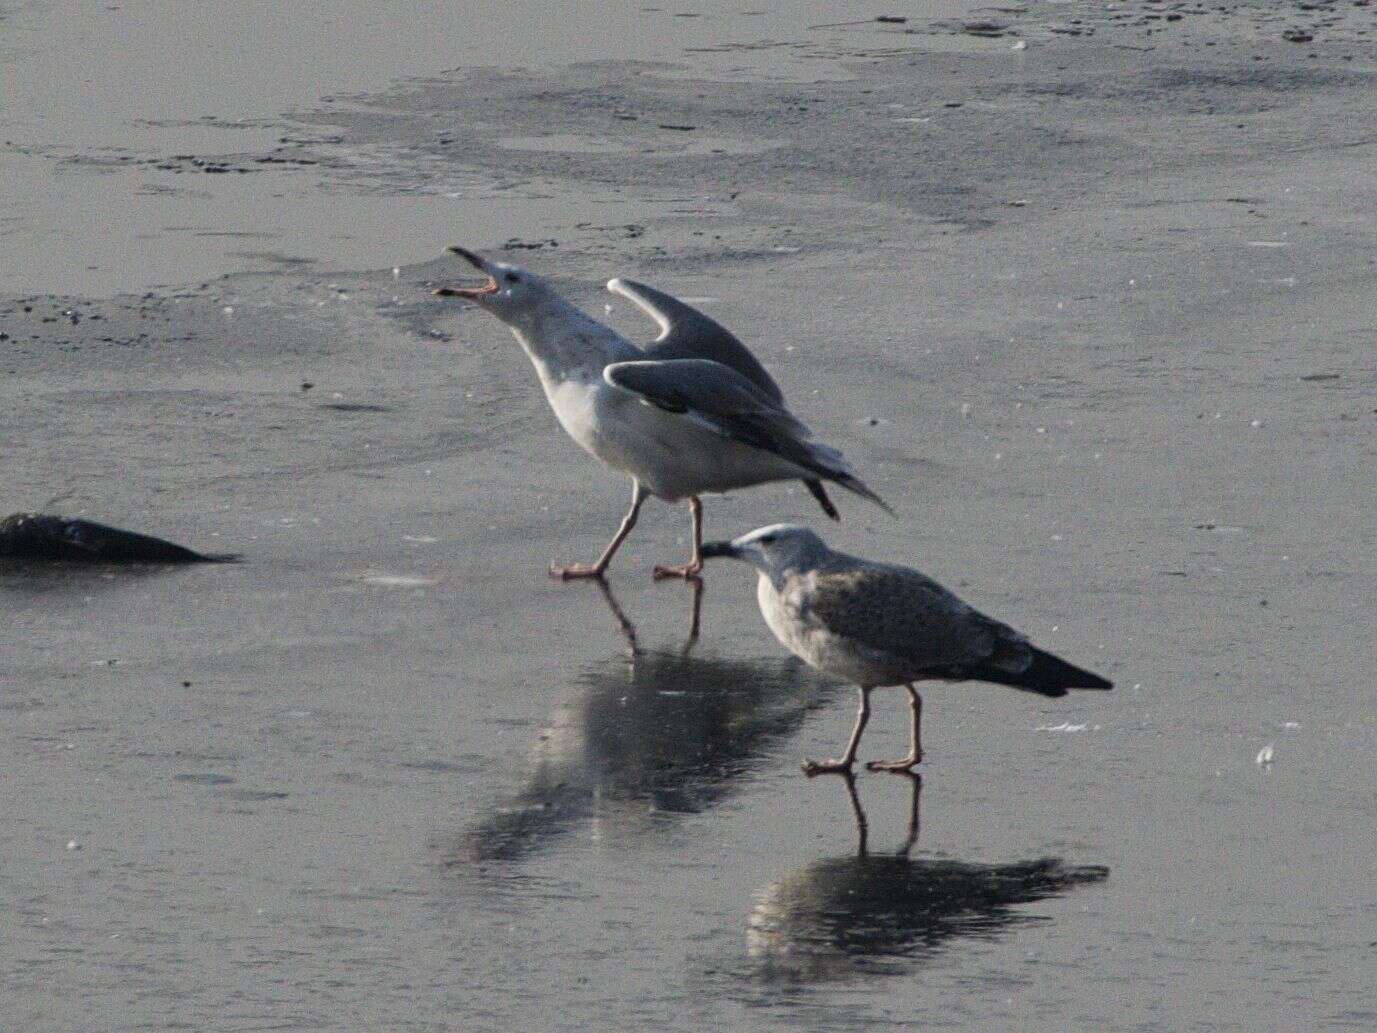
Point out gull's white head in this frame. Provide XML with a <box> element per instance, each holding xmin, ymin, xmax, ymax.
<box><xmin>432</xmin><ymin>246</ymin><xmax>555</xmax><ymax>319</ymax></box>
<box><xmin>700</xmin><ymin>523</ymin><xmax>830</xmax><ymax>576</ymax></box>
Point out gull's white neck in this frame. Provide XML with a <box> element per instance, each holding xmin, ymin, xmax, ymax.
<box><xmin>502</xmin><ymin>293</ymin><xmax>641</xmax><ymax>388</ymax></box>
<box><xmin>752</xmin><ymin>550</ymin><xmax>837</xmax><ymax>590</ymax></box>
<box><xmin>754</xmin><ymin>560</ymin><xmax>800</xmax><ymax>593</ymax></box>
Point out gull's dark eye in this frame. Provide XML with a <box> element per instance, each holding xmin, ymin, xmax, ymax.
<box><xmin>506</xmin><ymin>272</ymin><xmax>521</xmax><ymax>284</ymax></box>
<box><xmin>759</xmin><ymin>533</ymin><xmax>777</xmax><ymax>544</ymax></box>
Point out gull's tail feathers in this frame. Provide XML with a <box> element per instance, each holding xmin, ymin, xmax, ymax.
<box><xmin>979</xmin><ymin>647</ymin><xmax>1113</xmax><ymax>698</ymax></box>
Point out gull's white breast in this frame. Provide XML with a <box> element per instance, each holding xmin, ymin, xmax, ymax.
<box><xmin>757</xmin><ymin>573</ymin><xmax>915</xmax><ymax>688</ymax></box>
<box><xmin>549</xmin><ymin>377</ymin><xmax>809</xmax><ymax>501</ymax></box>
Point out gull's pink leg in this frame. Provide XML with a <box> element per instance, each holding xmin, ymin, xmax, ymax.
<box><xmin>867</xmin><ymin>684</ymin><xmax>924</xmax><ymax>772</ymax></box>
<box><xmin>653</xmin><ymin>496</ymin><xmax>704</xmax><ymax>580</ymax></box>
<box><xmin>551</xmin><ymin>482</ymin><xmax>648</xmax><ymax>580</ymax></box>
<box><xmin>803</xmin><ymin>687</ymin><xmax>871</xmax><ymax>776</ymax></box>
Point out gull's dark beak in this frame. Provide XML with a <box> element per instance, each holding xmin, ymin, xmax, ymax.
<box><xmin>433</xmin><ymin>246</ymin><xmax>499</xmax><ymax>298</ymax></box>
<box><xmin>699</xmin><ymin>540</ymin><xmax>737</xmax><ymax>560</ymax></box>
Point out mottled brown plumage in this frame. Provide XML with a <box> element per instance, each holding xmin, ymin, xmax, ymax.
<box><xmin>802</xmin><ymin>564</ymin><xmax>1027</xmax><ymax>679</ymax></box>
<box><xmin>701</xmin><ymin>525</ymin><xmax>1112</xmax><ymax>775</ymax></box>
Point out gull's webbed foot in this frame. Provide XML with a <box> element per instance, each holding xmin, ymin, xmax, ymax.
<box><xmin>865</xmin><ymin>753</ymin><xmax>923</xmax><ymax>773</ymax></box>
<box><xmin>652</xmin><ymin>561</ymin><xmax>703</xmax><ymax>580</ymax></box>
<box><xmin>802</xmin><ymin>757</ymin><xmax>856</xmax><ymax>777</ymax></box>
<box><xmin>549</xmin><ymin>562</ymin><xmax>607</xmax><ymax>581</ymax></box>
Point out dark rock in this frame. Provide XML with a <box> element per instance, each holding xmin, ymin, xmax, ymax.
<box><xmin>0</xmin><ymin>513</ymin><xmax>239</xmax><ymax>564</ymax></box>
<box><xmin>962</xmin><ymin>20</ymin><xmax>1009</xmax><ymax>37</ymax></box>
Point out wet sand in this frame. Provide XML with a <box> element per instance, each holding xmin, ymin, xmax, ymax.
<box><xmin>4</xmin><ymin>2</ymin><xmax>1377</xmax><ymax>1030</ymax></box>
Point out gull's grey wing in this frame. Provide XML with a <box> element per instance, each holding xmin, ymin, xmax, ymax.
<box><xmin>605</xmin><ymin>358</ymin><xmax>814</xmax><ymax>454</ymax></box>
<box><xmin>606</xmin><ymin>358</ymin><xmax>890</xmax><ymax>511</ymax></box>
<box><xmin>607</xmin><ymin>278</ymin><xmax>784</xmax><ymax>404</ymax></box>
<box><xmin>608</xmin><ymin>278</ymin><xmax>849</xmax><ymax>519</ymax></box>
<box><xmin>803</xmin><ymin>565</ymin><xmax>1032</xmax><ymax>675</ymax></box>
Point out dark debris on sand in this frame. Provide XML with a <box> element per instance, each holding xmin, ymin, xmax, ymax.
<box><xmin>0</xmin><ymin>513</ymin><xmax>240</xmax><ymax>564</ymax></box>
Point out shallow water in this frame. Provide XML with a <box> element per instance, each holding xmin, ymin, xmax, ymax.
<box><xmin>5</xmin><ymin>2</ymin><xmax>1377</xmax><ymax>1031</ymax></box>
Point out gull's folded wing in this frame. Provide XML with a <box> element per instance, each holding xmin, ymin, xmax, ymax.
<box><xmin>805</xmin><ymin>566</ymin><xmax>1018</xmax><ymax>674</ymax></box>
<box><xmin>604</xmin><ymin>359</ymin><xmax>889</xmax><ymax>513</ymax></box>
<box><xmin>606</xmin><ymin>281</ymin><xmax>850</xmax><ymax>518</ymax></box>
<box><xmin>606</xmin><ymin>357</ymin><xmax>811</xmax><ymax>446</ymax></box>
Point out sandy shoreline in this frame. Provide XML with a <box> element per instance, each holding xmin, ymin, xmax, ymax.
<box><xmin>4</xmin><ymin>2</ymin><xmax>1377</xmax><ymax>1030</ymax></box>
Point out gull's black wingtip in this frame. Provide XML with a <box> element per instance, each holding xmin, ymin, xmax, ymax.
<box><xmin>803</xmin><ymin>479</ymin><xmax>840</xmax><ymax>521</ymax></box>
<box><xmin>1016</xmin><ymin>648</ymin><xmax>1113</xmax><ymax>696</ymax></box>
<box><xmin>833</xmin><ymin>473</ymin><xmax>894</xmax><ymax>517</ymax></box>
<box><xmin>976</xmin><ymin>647</ymin><xmax>1112</xmax><ymax>698</ymax></box>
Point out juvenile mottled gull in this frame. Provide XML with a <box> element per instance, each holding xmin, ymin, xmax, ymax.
<box><xmin>433</xmin><ymin>247</ymin><xmax>887</xmax><ymax>579</ymax></box>
<box><xmin>700</xmin><ymin>524</ymin><xmax>1112</xmax><ymax>775</ymax></box>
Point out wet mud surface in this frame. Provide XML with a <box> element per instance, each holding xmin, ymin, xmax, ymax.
<box><xmin>4</xmin><ymin>1</ymin><xmax>1377</xmax><ymax>1030</ymax></box>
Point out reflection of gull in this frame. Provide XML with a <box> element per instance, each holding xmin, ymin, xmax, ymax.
<box><xmin>836</xmin><ymin>770</ymin><xmax>923</xmax><ymax>860</ymax></box>
<box><xmin>447</xmin><ymin>641</ymin><xmax>837</xmax><ymax>866</ymax></box>
<box><xmin>745</xmin><ymin>774</ymin><xmax>1109</xmax><ymax>981</ymax></box>
<box><xmin>592</xmin><ymin>576</ymin><xmax>703</xmax><ymax>657</ymax></box>
<box><xmin>433</xmin><ymin>248</ymin><xmax>886</xmax><ymax>579</ymax></box>
<box><xmin>701</xmin><ymin>525</ymin><xmax>1113</xmax><ymax>775</ymax></box>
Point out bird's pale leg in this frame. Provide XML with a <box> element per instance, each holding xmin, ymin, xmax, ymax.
<box><xmin>867</xmin><ymin>684</ymin><xmax>924</xmax><ymax>772</ymax></box>
<box><xmin>803</xmin><ymin>687</ymin><xmax>871</xmax><ymax>776</ymax></box>
<box><xmin>653</xmin><ymin>496</ymin><xmax>704</xmax><ymax>580</ymax></box>
<box><xmin>551</xmin><ymin>482</ymin><xmax>649</xmax><ymax>580</ymax></box>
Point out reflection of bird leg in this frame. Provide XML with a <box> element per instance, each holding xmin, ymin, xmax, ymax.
<box><xmin>653</xmin><ymin>496</ymin><xmax>704</xmax><ymax>580</ymax></box>
<box><xmin>592</xmin><ymin>578</ymin><xmax>640</xmax><ymax>656</ymax></box>
<box><xmin>826</xmin><ymin>769</ymin><xmax>921</xmax><ymax>859</ymax></box>
<box><xmin>803</xmin><ymin>686</ymin><xmax>871</xmax><ymax>776</ymax></box>
<box><xmin>678</xmin><ymin>575</ymin><xmax>705</xmax><ymax>656</ymax></box>
<box><xmin>866</xmin><ymin>684</ymin><xmax>924</xmax><ymax>772</ymax></box>
<box><xmin>836</xmin><ymin>771</ymin><xmax>870</xmax><ymax>858</ymax></box>
<box><xmin>895</xmin><ymin>772</ymin><xmax>922</xmax><ymax>857</ymax></box>
<box><xmin>552</xmin><ymin>482</ymin><xmax>649</xmax><ymax>580</ymax></box>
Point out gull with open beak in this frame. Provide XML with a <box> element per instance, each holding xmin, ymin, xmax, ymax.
<box><xmin>433</xmin><ymin>247</ymin><xmax>888</xmax><ymax>580</ymax></box>
<box><xmin>700</xmin><ymin>524</ymin><xmax>1112</xmax><ymax>774</ymax></box>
